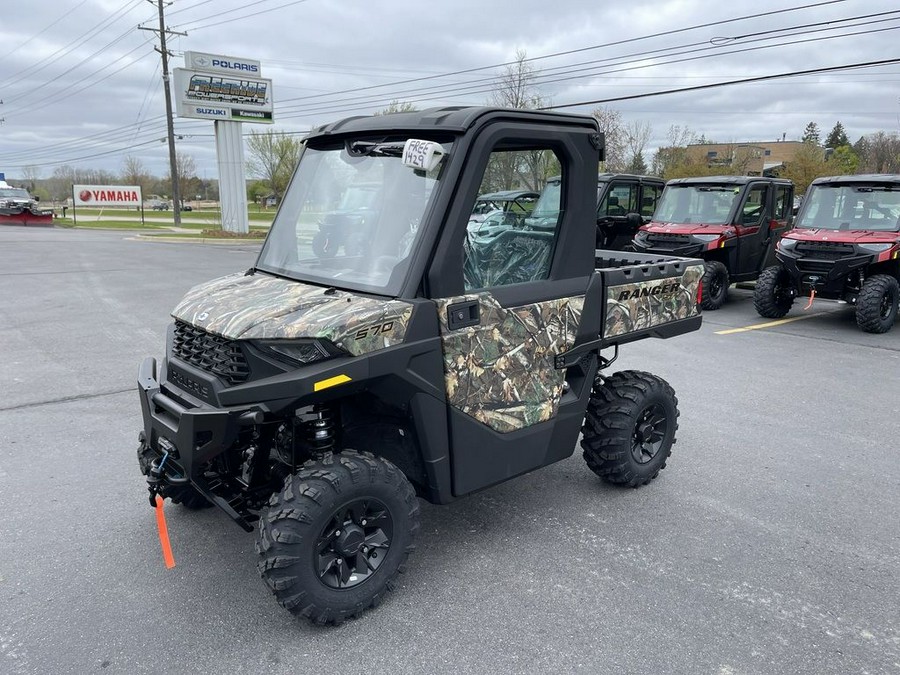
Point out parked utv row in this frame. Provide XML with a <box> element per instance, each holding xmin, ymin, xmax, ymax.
<box><xmin>517</xmin><ymin>171</ymin><xmax>898</xmax><ymax>334</ymax></box>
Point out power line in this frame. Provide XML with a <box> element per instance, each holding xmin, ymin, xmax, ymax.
<box><xmin>273</xmin><ymin>0</ymin><xmax>850</xmax><ymax>107</ymax></box>
<box><xmin>0</xmin><ymin>0</ymin><xmax>93</xmax><ymax>61</ymax></box>
<box><xmin>544</xmin><ymin>57</ymin><xmax>900</xmax><ymax>110</ymax></box>
<box><xmin>174</xmin><ymin>0</ymin><xmax>310</xmax><ymax>31</ymax></box>
<box><xmin>272</xmin><ymin>19</ymin><xmax>900</xmax><ymax>120</ymax></box>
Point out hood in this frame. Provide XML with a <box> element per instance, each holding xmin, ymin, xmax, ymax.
<box><xmin>786</xmin><ymin>228</ymin><xmax>900</xmax><ymax>244</ymax></box>
<box><xmin>642</xmin><ymin>221</ymin><xmax>734</xmax><ymax>236</ymax></box>
<box><xmin>171</xmin><ymin>272</ymin><xmax>414</xmax><ymax>356</ymax></box>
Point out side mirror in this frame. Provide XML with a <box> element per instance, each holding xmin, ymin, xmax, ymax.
<box><xmin>33</xmin><ymin>195</ymin><xmax>40</xmax><ymax>202</ymax></box>
<box><xmin>625</xmin><ymin>212</ymin><xmax>642</xmax><ymax>229</ymax></box>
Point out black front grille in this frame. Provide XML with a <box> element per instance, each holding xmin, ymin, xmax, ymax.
<box><xmin>795</xmin><ymin>241</ymin><xmax>855</xmax><ymax>260</ymax></box>
<box><xmin>796</xmin><ymin>260</ymin><xmax>834</xmax><ymax>275</ymax></box>
<box><xmin>646</xmin><ymin>233</ymin><xmax>692</xmax><ymax>247</ymax></box>
<box><xmin>172</xmin><ymin>321</ymin><xmax>249</xmax><ymax>385</ymax></box>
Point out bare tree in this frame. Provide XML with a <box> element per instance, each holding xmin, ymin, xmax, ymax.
<box><xmin>624</xmin><ymin>120</ymin><xmax>652</xmax><ymax>173</ymax></box>
<box><xmin>651</xmin><ymin>124</ymin><xmax>697</xmax><ymax>176</ymax></box>
<box><xmin>21</xmin><ymin>165</ymin><xmax>41</xmax><ymax>192</ymax></box>
<box><xmin>375</xmin><ymin>100</ymin><xmax>418</xmax><ymax>115</ymax></box>
<box><xmin>483</xmin><ymin>49</ymin><xmax>556</xmax><ymax>191</ymax></box>
<box><xmin>591</xmin><ymin>106</ymin><xmax>627</xmax><ymax>172</ymax></box>
<box><xmin>246</xmin><ymin>130</ymin><xmax>303</xmax><ymax>200</ymax></box>
<box><xmin>854</xmin><ymin>131</ymin><xmax>900</xmax><ymax>173</ymax></box>
<box><xmin>121</xmin><ymin>155</ymin><xmax>151</xmax><ymax>192</ymax></box>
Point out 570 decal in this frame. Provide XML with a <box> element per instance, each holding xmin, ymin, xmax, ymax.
<box><xmin>354</xmin><ymin>321</ymin><xmax>395</xmax><ymax>340</ymax></box>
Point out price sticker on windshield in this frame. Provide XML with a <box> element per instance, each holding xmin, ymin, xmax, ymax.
<box><xmin>403</xmin><ymin>139</ymin><xmax>445</xmax><ymax>172</ymax></box>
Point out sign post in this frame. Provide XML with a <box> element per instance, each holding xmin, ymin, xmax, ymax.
<box><xmin>174</xmin><ymin>51</ymin><xmax>274</xmax><ymax>234</ymax></box>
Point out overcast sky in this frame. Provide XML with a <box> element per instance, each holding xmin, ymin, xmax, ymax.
<box><xmin>1</xmin><ymin>0</ymin><xmax>899</xmax><ymax>180</ymax></box>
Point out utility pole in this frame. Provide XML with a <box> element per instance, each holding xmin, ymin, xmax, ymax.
<box><xmin>139</xmin><ymin>1</ymin><xmax>186</xmax><ymax>225</ymax></box>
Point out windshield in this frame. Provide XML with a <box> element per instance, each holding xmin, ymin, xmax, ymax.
<box><xmin>795</xmin><ymin>184</ymin><xmax>900</xmax><ymax>231</ymax></box>
<box><xmin>531</xmin><ymin>180</ymin><xmax>561</xmax><ymax>219</ymax></box>
<box><xmin>654</xmin><ymin>185</ymin><xmax>741</xmax><ymax>225</ymax></box>
<box><xmin>0</xmin><ymin>188</ymin><xmax>31</xmax><ymax>199</ymax></box>
<box><xmin>256</xmin><ymin>139</ymin><xmax>449</xmax><ymax>296</ymax></box>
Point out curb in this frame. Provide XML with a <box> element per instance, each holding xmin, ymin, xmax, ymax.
<box><xmin>130</xmin><ymin>234</ymin><xmax>265</xmax><ymax>244</ymax></box>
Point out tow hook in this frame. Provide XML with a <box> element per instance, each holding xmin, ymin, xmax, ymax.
<box><xmin>147</xmin><ymin>451</ymin><xmax>169</xmax><ymax>507</ymax></box>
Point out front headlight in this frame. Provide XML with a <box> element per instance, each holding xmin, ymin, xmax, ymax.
<box><xmin>778</xmin><ymin>237</ymin><xmax>799</xmax><ymax>251</ymax></box>
<box><xmin>256</xmin><ymin>339</ymin><xmax>343</xmax><ymax>366</ymax></box>
<box><xmin>857</xmin><ymin>242</ymin><xmax>893</xmax><ymax>253</ymax></box>
<box><xmin>693</xmin><ymin>234</ymin><xmax>720</xmax><ymax>242</ymax></box>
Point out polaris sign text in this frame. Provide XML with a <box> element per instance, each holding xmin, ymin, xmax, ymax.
<box><xmin>173</xmin><ymin>68</ymin><xmax>274</xmax><ymax>124</ymax></box>
<box><xmin>73</xmin><ymin>184</ymin><xmax>142</xmax><ymax>207</ymax></box>
<box><xmin>184</xmin><ymin>51</ymin><xmax>260</xmax><ymax>75</ymax></box>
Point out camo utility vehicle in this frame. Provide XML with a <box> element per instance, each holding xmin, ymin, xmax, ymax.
<box><xmin>136</xmin><ymin>107</ymin><xmax>704</xmax><ymax>625</ymax></box>
<box><xmin>754</xmin><ymin>174</ymin><xmax>900</xmax><ymax>333</ymax></box>
<box><xmin>631</xmin><ymin>176</ymin><xmax>794</xmax><ymax>309</ymax></box>
<box><xmin>525</xmin><ymin>173</ymin><xmax>664</xmax><ymax>249</ymax></box>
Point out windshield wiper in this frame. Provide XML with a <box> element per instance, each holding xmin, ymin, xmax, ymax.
<box><xmin>347</xmin><ymin>140</ymin><xmax>404</xmax><ymax>157</ymax></box>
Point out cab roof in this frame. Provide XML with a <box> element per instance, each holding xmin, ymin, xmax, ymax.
<box><xmin>305</xmin><ymin>106</ymin><xmax>600</xmax><ymax>140</ymax></box>
<box><xmin>810</xmin><ymin>174</ymin><xmax>900</xmax><ymax>186</ymax></box>
<box><xmin>666</xmin><ymin>175</ymin><xmax>793</xmax><ymax>186</ymax></box>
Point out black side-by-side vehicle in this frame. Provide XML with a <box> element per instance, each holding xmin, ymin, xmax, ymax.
<box><xmin>136</xmin><ymin>107</ymin><xmax>704</xmax><ymax>624</ymax></box>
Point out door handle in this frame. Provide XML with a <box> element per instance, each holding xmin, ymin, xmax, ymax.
<box><xmin>447</xmin><ymin>300</ymin><xmax>480</xmax><ymax>330</ymax></box>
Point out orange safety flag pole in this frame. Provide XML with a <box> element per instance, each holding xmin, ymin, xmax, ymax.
<box><xmin>803</xmin><ymin>289</ymin><xmax>816</xmax><ymax>311</ymax></box>
<box><xmin>154</xmin><ymin>494</ymin><xmax>176</xmax><ymax>569</ymax></box>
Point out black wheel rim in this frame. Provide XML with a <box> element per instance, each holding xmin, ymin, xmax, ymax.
<box><xmin>710</xmin><ymin>271</ymin><xmax>725</xmax><ymax>300</ymax></box>
<box><xmin>880</xmin><ymin>292</ymin><xmax>894</xmax><ymax>319</ymax></box>
<box><xmin>632</xmin><ymin>403</ymin><xmax>668</xmax><ymax>464</ymax></box>
<box><xmin>315</xmin><ymin>498</ymin><xmax>393</xmax><ymax>590</ymax></box>
<box><xmin>774</xmin><ymin>276</ymin><xmax>792</xmax><ymax>306</ymax></box>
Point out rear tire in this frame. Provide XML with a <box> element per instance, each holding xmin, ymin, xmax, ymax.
<box><xmin>581</xmin><ymin>371</ymin><xmax>678</xmax><ymax>488</ymax></box>
<box><xmin>700</xmin><ymin>261</ymin><xmax>729</xmax><ymax>310</ymax></box>
<box><xmin>856</xmin><ymin>274</ymin><xmax>899</xmax><ymax>333</ymax></box>
<box><xmin>754</xmin><ymin>266</ymin><xmax>795</xmax><ymax>318</ymax></box>
<box><xmin>257</xmin><ymin>450</ymin><xmax>419</xmax><ymax>625</ymax></box>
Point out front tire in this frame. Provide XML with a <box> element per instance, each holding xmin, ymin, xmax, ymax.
<box><xmin>700</xmin><ymin>261</ymin><xmax>729</xmax><ymax>310</ymax></box>
<box><xmin>580</xmin><ymin>371</ymin><xmax>679</xmax><ymax>488</ymax></box>
<box><xmin>257</xmin><ymin>450</ymin><xmax>419</xmax><ymax>625</ymax></box>
<box><xmin>754</xmin><ymin>266</ymin><xmax>795</xmax><ymax>318</ymax></box>
<box><xmin>856</xmin><ymin>274</ymin><xmax>899</xmax><ymax>333</ymax></box>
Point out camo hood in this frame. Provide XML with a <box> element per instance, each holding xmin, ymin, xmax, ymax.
<box><xmin>171</xmin><ymin>272</ymin><xmax>414</xmax><ymax>356</ymax></box>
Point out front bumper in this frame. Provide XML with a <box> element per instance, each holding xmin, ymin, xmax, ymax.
<box><xmin>776</xmin><ymin>251</ymin><xmax>874</xmax><ymax>297</ymax></box>
<box><xmin>138</xmin><ymin>356</ymin><xmax>262</xmax><ymax>478</ymax></box>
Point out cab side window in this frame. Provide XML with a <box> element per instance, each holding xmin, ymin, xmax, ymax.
<box><xmin>599</xmin><ymin>183</ymin><xmax>637</xmax><ymax>217</ymax></box>
<box><xmin>741</xmin><ymin>185</ymin><xmax>769</xmax><ymax>225</ymax></box>
<box><xmin>641</xmin><ymin>184</ymin><xmax>663</xmax><ymax>218</ymax></box>
<box><xmin>774</xmin><ymin>185</ymin><xmax>792</xmax><ymax>220</ymax></box>
<box><xmin>463</xmin><ymin>147</ymin><xmax>563</xmax><ymax>291</ymax></box>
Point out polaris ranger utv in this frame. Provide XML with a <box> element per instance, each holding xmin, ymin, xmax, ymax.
<box><xmin>631</xmin><ymin>176</ymin><xmax>794</xmax><ymax>309</ymax></box>
<box><xmin>525</xmin><ymin>173</ymin><xmax>664</xmax><ymax>249</ymax></box>
<box><xmin>136</xmin><ymin>107</ymin><xmax>704</xmax><ymax>624</ymax></box>
<box><xmin>754</xmin><ymin>174</ymin><xmax>900</xmax><ymax>333</ymax></box>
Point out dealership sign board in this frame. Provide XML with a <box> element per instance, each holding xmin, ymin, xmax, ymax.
<box><xmin>174</xmin><ymin>51</ymin><xmax>273</xmax><ymax>124</ymax></box>
<box><xmin>73</xmin><ymin>185</ymin><xmax>142</xmax><ymax>207</ymax></box>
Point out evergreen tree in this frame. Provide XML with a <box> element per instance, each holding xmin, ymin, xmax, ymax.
<box><xmin>801</xmin><ymin>121</ymin><xmax>821</xmax><ymax>145</ymax></box>
<box><xmin>825</xmin><ymin>122</ymin><xmax>849</xmax><ymax>149</ymax></box>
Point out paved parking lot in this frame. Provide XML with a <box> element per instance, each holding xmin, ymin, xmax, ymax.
<box><xmin>1</xmin><ymin>227</ymin><xmax>898</xmax><ymax>674</ymax></box>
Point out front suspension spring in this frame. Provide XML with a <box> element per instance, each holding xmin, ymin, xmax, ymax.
<box><xmin>305</xmin><ymin>404</ymin><xmax>335</xmax><ymax>456</ymax></box>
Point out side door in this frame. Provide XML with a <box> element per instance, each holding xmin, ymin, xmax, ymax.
<box><xmin>597</xmin><ymin>180</ymin><xmax>639</xmax><ymax>248</ymax></box>
<box><xmin>427</xmin><ymin>132</ymin><xmax>597</xmax><ymax>497</ymax></box>
<box><xmin>764</xmin><ymin>183</ymin><xmax>794</xmax><ymax>268</ymax></box>
<box><xmin>733</xmin><ymin>182</ymin><xmax>771</xmax><ymax>276</ymax></box>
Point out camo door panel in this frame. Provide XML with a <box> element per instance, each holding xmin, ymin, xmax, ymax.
<box><xmin>434</xmin><ymin>293</ymin><xmax>584</xmax><ymax>433</ymax></box>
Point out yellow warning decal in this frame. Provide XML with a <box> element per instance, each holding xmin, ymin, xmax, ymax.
<box><xmin>313</xmin><ymin>374</ymin><xmax>352</xmax><ymax>392</ymax></box>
